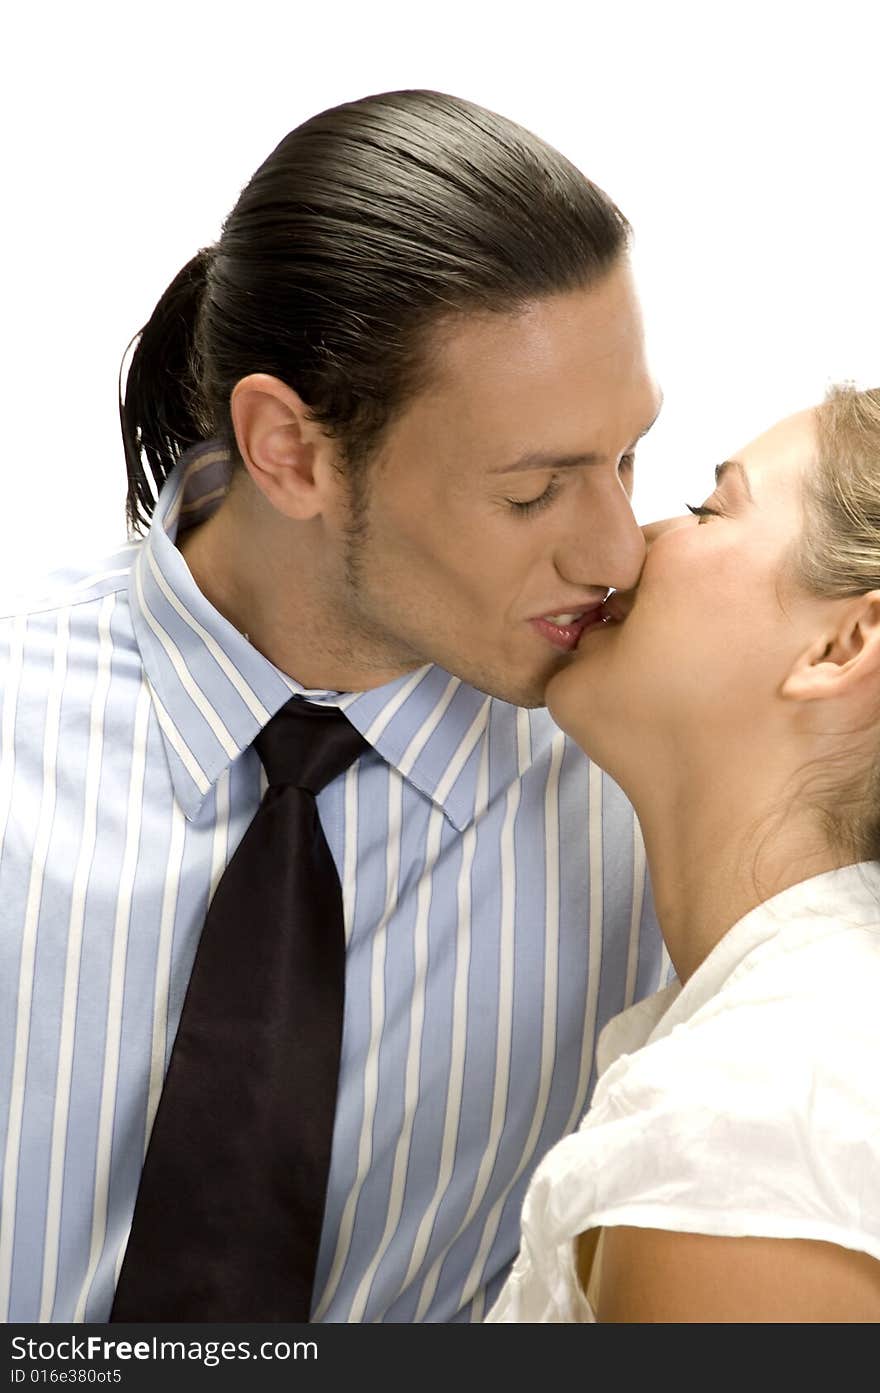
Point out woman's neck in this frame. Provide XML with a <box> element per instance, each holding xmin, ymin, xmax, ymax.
<box><xmin>629</xmin><ymin>746</ymin><xmax>847</xmax><ymax>983</ymax></box>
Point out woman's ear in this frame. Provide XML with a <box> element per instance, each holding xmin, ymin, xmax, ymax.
<box><xmin>781</xmin><ymin>592</ymin><xmax>880</xmax><ymax>702</ymax></box>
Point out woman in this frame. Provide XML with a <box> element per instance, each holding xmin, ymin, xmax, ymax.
<box><xmin>487</xmin><ymin>385</ymin><xmax>880</xmax><ymax>1322</ymax></box>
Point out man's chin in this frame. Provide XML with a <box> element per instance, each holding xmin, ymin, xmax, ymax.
<box><xmin>464</xmin><ymin>669</ymin><xmax>552</xmax><ymax>711</ymax></box>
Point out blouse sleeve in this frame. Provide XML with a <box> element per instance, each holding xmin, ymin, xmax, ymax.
<box><xmin>528</xmin><ymin>984</ymin><xmax>880</xmax><ymax>1265</ymax></box>
<box><xmin>486</xmin><ymin>925</ymin><xmax>880</xmax><ymax>1322</ymax></box>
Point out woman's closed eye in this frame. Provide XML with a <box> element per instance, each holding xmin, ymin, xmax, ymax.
<box><xmin>685</xmin><ymin>502</ymin><xmax>724</xmax><ymax>523</ymax></box>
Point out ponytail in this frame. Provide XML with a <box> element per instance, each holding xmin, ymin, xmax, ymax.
<box><xmin>120</xmin><ymin>247</ymin><xmax>214</xmax><ymax>535</ymax></box>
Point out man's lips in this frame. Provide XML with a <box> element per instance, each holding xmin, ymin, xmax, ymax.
<box><xmin>530</xmin><ymin>605</ymin><xmax>607</xmax><ymax>651</ymax></box>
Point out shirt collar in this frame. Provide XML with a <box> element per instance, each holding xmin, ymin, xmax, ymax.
<box><xmin>130</xmin><ymin>441</ymin><xmax>501</xmax><ymax>828</ymax></box>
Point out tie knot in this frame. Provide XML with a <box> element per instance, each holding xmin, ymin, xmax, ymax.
<box><xmin>254</xmin><ymin>699</ymin><xmax>369</xmax><ymax>795</ymax></box>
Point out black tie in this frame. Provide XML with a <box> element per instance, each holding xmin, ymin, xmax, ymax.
<box><xmin>110</xmin><ymin>697</ymin><xmax>369</xmax><ymax>1321</ymax></box>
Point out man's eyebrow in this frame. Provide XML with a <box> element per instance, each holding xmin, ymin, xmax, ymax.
<box><xmin>491</xmin><ymin>450</ymin><xmax>603</xmax><ymax>475</ymax></box>
<box><xmin>715</xmin><ymin>459</ymin><xmax>754</xmax><ymax>501</ymax></box>
<box><xmin>491</xmin><ymin>407</ymin><xmax>664</xmax><ymax>476</ymax></box>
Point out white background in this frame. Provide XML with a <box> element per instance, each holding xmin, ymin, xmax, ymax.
<box><xmin>2</xmin><ymin>0</ymin><xmax>878</xmax><ymax>591</ymax></box>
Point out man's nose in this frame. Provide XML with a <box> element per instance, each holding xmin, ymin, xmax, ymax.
<box><xmin>559</xmin><ymin>491</ymin><xmax>646</xmax><ymax>591</ymax></box>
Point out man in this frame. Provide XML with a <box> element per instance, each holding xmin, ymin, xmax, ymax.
<box><xmin>0</xmin><ymin>89</ymin><xmax>664</xmax><ymax>1322</ymax></box>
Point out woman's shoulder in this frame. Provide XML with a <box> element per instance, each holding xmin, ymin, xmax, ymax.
<box><xmin>601</xmin><ymin>898</ymin><xmax>880</xmax><ymax>1135</ymax></box>
<box><xmin>625</xmin><ymin>868</ymin><xmax>880</xmax><ymax>1072</ymax></box>
<box><xmin>487</xmin><ymin>873</ymin><xmax>880</xmax><ymax>1321</ymax></box>
<box><xmin>566</xmin><ymin>894</ymin><xmax>880</xmax><ymax>1253</ymax></box>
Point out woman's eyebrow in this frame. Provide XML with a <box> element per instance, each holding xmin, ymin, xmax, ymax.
<box><xmin>715</xmin><ymin>459</ymin><xmax>754</xmax><ymax>501</ymax></box>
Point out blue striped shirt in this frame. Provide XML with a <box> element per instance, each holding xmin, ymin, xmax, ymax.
<box><xmin>0</xmin><ymin>441</ymin><xmax>666</xmax><ymax>1323</ymax></box>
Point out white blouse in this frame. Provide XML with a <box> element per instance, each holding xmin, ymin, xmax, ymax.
<box><xmin>486</xmin><ymin>862</ymin><xmax>880</xmax><ymax>1322</ymax></box>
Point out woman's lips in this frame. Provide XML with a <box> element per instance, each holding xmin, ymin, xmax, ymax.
<box><xmin>530</xmin><ymin>606</ymin><xmax>606</xmax><ymax>651</ymax></box>
<box><xmin>600</xmin><ymin>589</ymin><xmax>635</xmax><ymax>624</ymax></box>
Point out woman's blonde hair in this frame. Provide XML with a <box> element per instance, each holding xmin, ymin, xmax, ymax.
<box><xmin>796</xmin><ymin>384</ymin><xmax>880</xmax><ymax>860</ymax></box>
<box><xmin>800</xmin><ymin>384</ymin><xmax>880</xmax><ymax>598</ymax></box>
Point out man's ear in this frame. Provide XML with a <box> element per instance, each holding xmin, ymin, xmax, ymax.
<box><xmin>230</xmin><ymin>373</ymin><xmax>337</xmax><ymax>520</ymax></box>
<box><xmin>781</xmin><ymin>592</ymin><xmax>880</xmax><ymax>702</ymax></box>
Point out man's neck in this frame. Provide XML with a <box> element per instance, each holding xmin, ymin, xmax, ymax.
<box><xmin>176</xmin><ymin>495</ymin><xmax>419</xmax><ymax>694</ymax></box>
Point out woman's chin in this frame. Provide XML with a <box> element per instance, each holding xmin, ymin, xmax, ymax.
<box><xmin>545</xmin><ymin>659</ymin><xmax>630</xmax><ymax>782</ymax></box>
<box><xmin>545</xmin><ymin>661</ymin><xmax>597</xmax><ymax>748</ymax></box>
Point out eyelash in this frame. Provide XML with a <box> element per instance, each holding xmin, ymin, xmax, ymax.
<box><xmin>508</xmin><ymin>476</ymin><xmax>563</xmax><ymax>515</ymax></box>
<box><xmin>685</xmin><ymin>502</ymin><xmax>723</xmax><ymax>522</ymax></box>
<box><xmin>508</xmin><ymin>454</ymin><xmax>636</xmax><ymax>517</ymax></box>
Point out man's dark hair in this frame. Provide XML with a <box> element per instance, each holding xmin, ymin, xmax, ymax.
<box><xmin>121</xmin><ymin>88</ymin><xmax>632</xmax><ymax>534</ymax></box>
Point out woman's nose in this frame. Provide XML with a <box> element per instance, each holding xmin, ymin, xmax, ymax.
<box><xmin>642</xmin><ymin>513</ymin><xmax>690</xmax><ymax>547</ymax></box>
